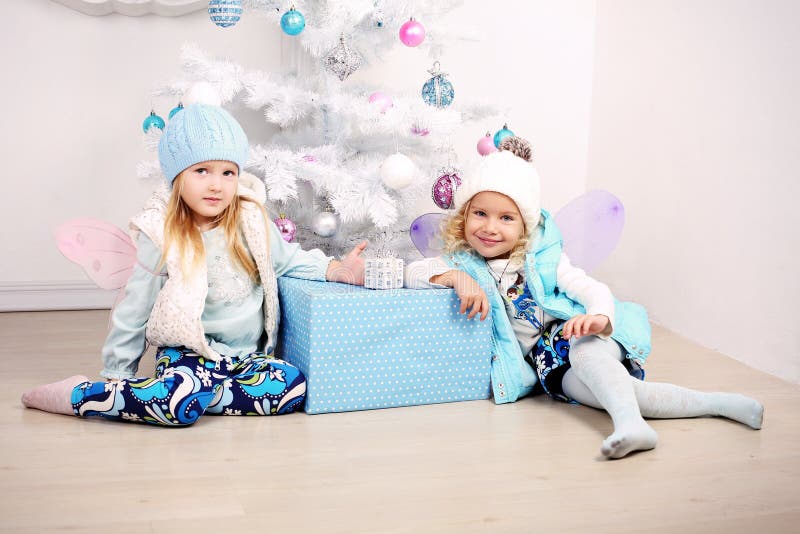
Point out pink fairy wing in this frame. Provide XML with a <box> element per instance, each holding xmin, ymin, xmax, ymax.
<box><xmin>54</xmin><ymin>218</ymin><xmax>137</xmax><ymax>290</ymax></box>
<box><xmin>553</xmin><ymin>190</ymin><xmax>625</xmax><ymax>274</ymax></box>
<box><xmin>410</xmin><ymin>213</ymin><xmax>448</xmax><ymax>258</ymax></box>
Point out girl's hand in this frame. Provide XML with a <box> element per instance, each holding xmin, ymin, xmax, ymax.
<box><xmin>562</xmin><ymin>314</ymin><xmax>610</xmax><ymax>340</ymax></box>
<box><xmin>326</xmin><ymin>241</ymin><xmax>368</xmax><ymax>285</ymax></box>
<box><xmin>432</xmin><ymin>270</ymin><xmax>490</xmax><ymax>321</ymax></box>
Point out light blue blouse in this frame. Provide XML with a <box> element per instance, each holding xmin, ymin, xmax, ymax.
<box><xmin>100</xmin><ymin>220</ymin><xmax>331</xmax><ymax>379</ymax></box>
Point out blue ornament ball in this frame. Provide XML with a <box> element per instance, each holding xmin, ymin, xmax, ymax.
<box><xmin>421</xmin><ymin>74</ymin><xmax>455</xmax><ymax>108</ymax></box>
<box><xmin>168</xmin><ymin>102</ymin><xmax>184</xmax><ymax>120</ymax></box>
<box><xmin>280</xmin><ymin>8</ymin><xmax>305</xmax><ymax>36</ymax></box>
<box><xmin>208</xmin><ymin>0</ymin><xmax>243</xmax><ymax>28</ymax></box>
<box><xmin>421</xmin><ymin>62</ymin><xmax>455</xmax><ymax>108</ymax></box>
<box><xmin>493</xmin><ymin>124</ymin><xmax>515</xmax><ymax>148</ymax></box>
<box><xmin>142</xmin><ymin>111</ymin><xmax>165</xmax><ymax>133</ymax></box>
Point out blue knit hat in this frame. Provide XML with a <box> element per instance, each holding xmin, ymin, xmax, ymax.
<box><xmin>158</xmin><ymin>104</ymin><xmax>249</xmax><ymax>185</ymax></box>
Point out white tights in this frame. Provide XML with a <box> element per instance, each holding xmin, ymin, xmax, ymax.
<box><xmin>561</xmin><ymin>336</ymin><xmax>763</xmax><ymax>459</ymax></box>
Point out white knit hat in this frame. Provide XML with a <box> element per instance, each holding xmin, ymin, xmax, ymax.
<box><xmin>453</xmin><ymin>139</ymin><xmax>541</xmax><ymax>234</ymax></box>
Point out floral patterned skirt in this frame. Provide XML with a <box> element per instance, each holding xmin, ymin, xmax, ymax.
<box><xmin>529</xmin><ymin>321</ymin><xmax>645</xmax><ymax>403</ymax></box>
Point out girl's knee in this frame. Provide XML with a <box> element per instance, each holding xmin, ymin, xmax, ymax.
<box><xmin>275</xmin><ymin>366</ymin><xmax>306</xmax><ymax>414</ymax></box>
<box><xmin>569</xmin><ymin>335</ymin><xmax>624</xmax><ymax>364</ymax></box>
<box><xmin>269</xmin><ymin>360</ymin><xmax>306</xmax><ymax>386</ymax></box>
<box><xmin>568</xmin><ymin>335</ymin><xmax>602</xmax><ymax>364</ymax></box>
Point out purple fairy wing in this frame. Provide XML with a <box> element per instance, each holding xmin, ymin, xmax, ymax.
<box><xmin>409</xmin><ymin>213</ymin><xmax>448</xmax><ymax>258</ymax></box>
<box><xmin>553</xmin><ymin>190</ymin><xmax>625</xmax><ymax>273</ymax></box>
<box><xmin>54</xmin><ymin>218</ymin><xmax>137</xmax><ymax>290</ymax></box>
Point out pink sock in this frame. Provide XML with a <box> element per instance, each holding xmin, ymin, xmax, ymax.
<box><xmin>21</xmin><ymin>375</ymin><xmax>89</xmax><ymax>416</ymax></box>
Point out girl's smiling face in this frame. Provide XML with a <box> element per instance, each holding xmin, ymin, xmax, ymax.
<box><xmin>464</xmin><ymin>191</ymin><xmax>525</xmax><ymax>259</ymax></box>
<box><xmin>178</xmin><ymin>160</ymin><xmax>239</xmax><ymax>231</ymax></box>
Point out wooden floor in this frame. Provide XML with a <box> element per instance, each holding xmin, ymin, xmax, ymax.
<box><xmin>0</xmin><ymin>310</ymin><xmax>798</xmax><ymax>533</ymax></box>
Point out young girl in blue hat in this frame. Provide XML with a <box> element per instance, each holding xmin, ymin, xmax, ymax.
<box><xmin>22</xmin><ymin>104</ymin><xmax>367</xmax><ymax>426</ymax></box>
<box><xmin>405</xmin><ymin>137</ymin><xmax>763</xmax><ymax>459</ymax></box>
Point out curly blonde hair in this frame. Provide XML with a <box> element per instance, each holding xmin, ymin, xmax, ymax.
<box><xmin>441</xmin><ymin>199</ymin><xmax>532</xmax><ymax>265</ymax></box>
<box><xmin>161</xmin><ymin>172</ymin><xmax>270</xmax><ymax>282</ymax></box>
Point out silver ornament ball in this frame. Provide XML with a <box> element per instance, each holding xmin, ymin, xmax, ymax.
<box><xmin>312</xmin><ymin>211</ymin><xmax>339</xmax><ymax>237</ymax></box>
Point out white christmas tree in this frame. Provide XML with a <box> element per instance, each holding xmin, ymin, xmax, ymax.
<box><xmin>140</xmin><ymin>0</ymin><xmax>498</xmax><ymax>259</ymax></box>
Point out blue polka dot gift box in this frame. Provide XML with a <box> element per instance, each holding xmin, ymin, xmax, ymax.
<box><xmin>277</xmin><ymin>278</ymin><xmax>493</xmax><ymax>414</ymax></box>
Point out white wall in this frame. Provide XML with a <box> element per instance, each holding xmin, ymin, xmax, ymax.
<box><xmin>1</xmin><ymin>0</ymin><xmax>597</xmax><ymax>308</ymax></box>
<box><xmin>0</xmin><ymin>0</ymin><xmax>283</xmax><ymax>308</ymax></box>
<box><xmin>430</xmin><ymin>1</ymin><xmax>597</xmax><ymax>211</ymax></box>
<box><xmin>587</xmin><ymin>0</ymin><xmax>800</xmax><ymax>382</ymax></box>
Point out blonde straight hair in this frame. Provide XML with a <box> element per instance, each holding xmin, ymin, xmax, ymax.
<box><xmin>442</xmin><ymin>200</ymin><xmax>531</xmax><ymax>265</ymax></box>
<box><xmin>161</xmin><ymin>171</ymin><xmax>270</xmax><ymax>282</ymax></box>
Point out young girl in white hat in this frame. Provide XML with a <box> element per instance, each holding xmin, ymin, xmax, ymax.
<box><xmin>405</xmin><ymin>137</ymin><xmax>762</xmax><ymax>458</ymax></box>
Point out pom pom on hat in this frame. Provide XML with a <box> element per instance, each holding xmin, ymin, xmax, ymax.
<box><xmin>499</xmin><ymin>136</ymin><xmax>533</xmax><ymax>162</ymax></box>
<box><xmin>158</xmin><ymin>104</ymin><xmax>249</xmax><ymax>185</ymax></box>
<box><xmin>453</xmin><ymin>136</ymin><xmax>541</xmax><ymax>234</ymax></box>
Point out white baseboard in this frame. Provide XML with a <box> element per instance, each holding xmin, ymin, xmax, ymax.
<box><xmin>0</xmin><ymin>281</ymin><xmax>115</xmax><ymax>312</ymax></box>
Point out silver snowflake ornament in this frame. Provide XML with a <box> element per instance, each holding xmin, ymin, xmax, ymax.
<box><xmin>324</xmin><ymin>35</ymin><xmax>363</xmax><ymax>81</ymax></box>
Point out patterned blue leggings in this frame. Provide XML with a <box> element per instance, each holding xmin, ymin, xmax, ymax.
<box><xmin>70</xmin><ymin>347</ymin><xmax>306</xmax><ymax>426</ymax></box>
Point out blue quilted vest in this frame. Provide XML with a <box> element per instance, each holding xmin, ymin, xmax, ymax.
<box><xmin>446</xmin><ymin>210</ymin><xmax>651</xmax><ymax>404</ymax></box>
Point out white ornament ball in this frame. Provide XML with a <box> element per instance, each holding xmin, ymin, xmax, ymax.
<box><xmin>312</xmin><ymin>211</ymin><xmax>339</xmax><ymax>237</ymax></box>
<box><xmin>182</xmin><ymin>82</ymin><xmax>222</xmax><ymax>107</ymax></box>
<box><xmin>380</xmin><ymin>153</ymin><xmax>416</xmax><ymax>190</ymax></box>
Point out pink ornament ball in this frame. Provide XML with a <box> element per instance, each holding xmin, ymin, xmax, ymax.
<box><xmin>432</xmin><ymin>172</ymin><xmax>462</xmax><ymax>210</ymax></box>
<box><xmin>477</xmin><ymin>132</ymin><xmax>498</xmax><ymax>156</ymax></box>
<box><xmin>399</xmin><ymin>18</ymin><xmax>426</xmax><ymax>47</ymax></box>
<box><xmin>274</xmin><ymin>216</ymin><xmax>297</xmax><ymax>242</ymax></box>
<box><xmin>368</xmin><ymin>91</ymin><xmax>394</xmax><ymax>113</ymax></box>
